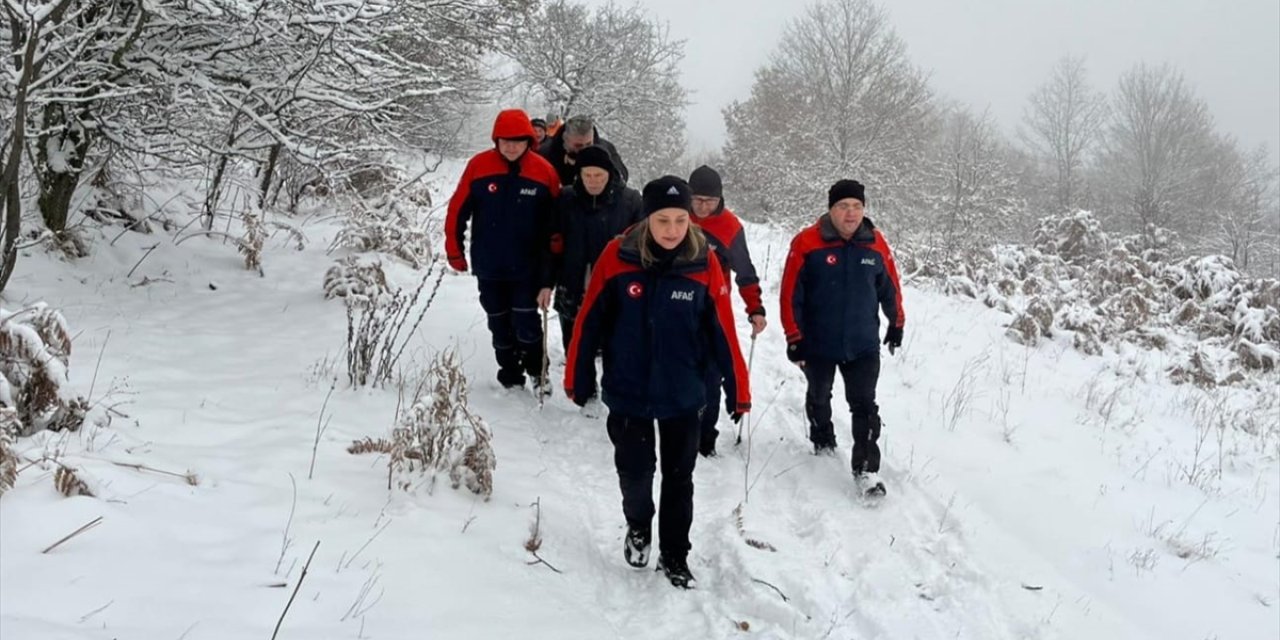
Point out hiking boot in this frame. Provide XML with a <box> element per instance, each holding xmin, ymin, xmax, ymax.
<box><xmin>854</xmin><ymin>471</ymin><xmax>887</xmax><ymax>497</ymax></box>
<box><xmin>656</xmin><ymin>555</ymin><xmax>696</xmax><ymax>589</ymax></box>
<box><xmin>623</xmin><ymin>525</ymin><xmax>651</xmax><ymax>568</ymax></box>
<box><xmin>497</xmin><ymin>367</ymin><xmax>526</xmax><ymax>389</ymax></box>
<box><xmin>813</xmin><ymin>442</ymin><xmax>837</xmax><ymax>456</ymax></box>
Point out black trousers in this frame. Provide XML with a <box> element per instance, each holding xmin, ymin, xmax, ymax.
<box><xmin>606</xmin><ymin>412</ymin><xmax>700</xmax><ymax>560</ymax></box>
<box><xmin>803</xmin><ymin>353</ymin><xmax>883</xmax><ymax>473</ymax></box>
<box><xmin>553</xmin><ymin>286</ymin><xmax>581</xmax><ymax>355</ymax></box>
<box><xmin>699</xmin><ymin>363</ymin><xmax>722</xmax><ymax>452</ymax></box>
<box><xmin>477</xmin><ymin>278</ymin><xmax>544</xmax><ymax>384</ymax></box>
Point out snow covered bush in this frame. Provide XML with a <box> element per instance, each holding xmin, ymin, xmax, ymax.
<box><xmin>324</xmin><ymin>256</ymin><xmax>391</xmax><ymax>301</ymax></box>
<box><xmin>350</xmin><ymin>350</ymin><xmax>495</xmax><ymax>499</ymax></box>
<box><xmin>0</xmin><ymin>411</ymin><xmax>18</xmax><ymax>497</ymax></box>
<box><xmin>0</xmin><ymin>304</ymin><xmax>88</xmax><ymax>436</ymax></box>
<box><xmin>344</xmin><ymin>259</ymin><xmax>445</xmax><ymax>387</ymax></box>
<box><xmin>915</xmin><ymin>210</ymin><xmax>1280</xmax><ymax>386</ymax></box>
<box><xmin>330</xmin><ymin>195</ymin><xmax>433</xmax><ymax>269</ymax></box>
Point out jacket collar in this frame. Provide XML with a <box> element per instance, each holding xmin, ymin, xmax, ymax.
<box><xmin>818</xmin><ymin>214</ymin><xmax>877</xmax><ymax>243</ymax></box>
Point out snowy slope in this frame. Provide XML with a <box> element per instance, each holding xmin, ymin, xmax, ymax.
<box><xmin>1</xmin><ymin>183</ymin><xmax>1276</xmax><ymax>640</ymax></box>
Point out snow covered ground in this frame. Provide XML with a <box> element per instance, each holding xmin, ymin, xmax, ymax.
<box><xmin>1</xmin><ymin>173</ymin><xmax>1277</xmax><ymax>640</ymax></box>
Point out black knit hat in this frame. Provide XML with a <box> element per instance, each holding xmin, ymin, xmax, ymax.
<box><xmin>575</xmin><ymin>145</ymin><xmax>615</xmax><ymax>176</ymax></box>
<box><xmin>828</xmin><ymin>179</ymin><xmax>866</xmax><ymax>208</ymax></box>
<box><xmin>688</xmin><ymin>165</ymin><xmax>723</xmax><ymax>199</ymax></box>
<box><xmin>642</xmin><ymin>175</ymin><xmax>693</xmax><ymax>216</ymax></box>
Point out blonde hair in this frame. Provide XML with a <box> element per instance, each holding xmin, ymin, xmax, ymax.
<box><xmin>637</xmin><ymin>217</ymin><xmax>707</xmax><ymax>268</ymax></box>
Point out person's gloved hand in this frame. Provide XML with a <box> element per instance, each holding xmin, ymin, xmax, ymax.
<box><xmin>730</xmin><ymin>412</ymin><xmax>744</xmax><ymax>425</ymax></box>
<box><xmin>448</xmin><ymin>254</ymin><xmax>468</xmax><ymax>272</ymax></box>
<box><xmin>786</xmin><ymin>340</ymin><xmax>805</xmax><ymax>365</ymax></box>
<box><xmin>883</xmin><ymin>326</ymin><xmax>903</xmax><ymax>355</ymax></box>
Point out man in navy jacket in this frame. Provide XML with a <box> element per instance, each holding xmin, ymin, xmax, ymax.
<box><xmin>780</xmin><ymin>179</ymin><xmax>904</xmax><ymax>496</ymax></box>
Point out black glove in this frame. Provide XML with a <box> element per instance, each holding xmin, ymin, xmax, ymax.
<box><xmin>883</xmin><ymin>326</ymin><xmax>903</xmax><ymax>355</ymax></box>
<box><xmin>730</xmin><ymin>412</ymin><xmax>744</xmax><ymax>425</ymax></box>
<box><xmin>786</xmin><ymin>340</ymin><xmax>805</xmax><ymax>363</ymax></box>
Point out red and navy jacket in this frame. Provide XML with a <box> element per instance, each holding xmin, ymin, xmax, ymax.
<box><xmin>564</xmin><ymin>227</ymin><xmax>752</xmax><ymax>420</ymax></box>
<box><xmin>780</xmin><ymin>215</ymin><xmax>904</xmax><ymax>361</ymax></box>
<box><xmin>445</xmin><ymin>110</ymin><xmax>561</xmax><ymax>283</ymax></box>
<box><xmin>691</xmin><ymin>207</ymin><xmax>765</xmax><ymax>317</ymax></box>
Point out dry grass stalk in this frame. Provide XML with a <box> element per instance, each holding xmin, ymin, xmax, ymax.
<box><xmin>347</xmin><ymin>437</ymin><xmax>393</xmax><ymax>455</ymax></box>
<box><xmin>54</xmin><ymin>464</ymin><xmax>94</xmax><ymax>497</ymax></box>
<box><xmin>733</xmin><ymin>503</ymin><xmax>777</xmax><ymax>552</ymax></box>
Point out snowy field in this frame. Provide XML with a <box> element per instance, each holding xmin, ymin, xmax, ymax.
<box><xmin>1</xmin><ymin>172</ymin><xmax>1277</xmax><ymax>640</ymax></box>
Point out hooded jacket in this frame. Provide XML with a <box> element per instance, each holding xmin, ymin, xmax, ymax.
<box><xmin>565</xmin><ymin>225</ymin><xmax>752</xmax><ymax>419</ymax></box>
<box><xmin>445</xmin><ymin>110</ymin><xmax>561</xmax><ymax>282</ymax></box>
<box><xmin>780</xmin><ymin>214</ymin><xmax>904</xmax><ymax>361</ymax></box>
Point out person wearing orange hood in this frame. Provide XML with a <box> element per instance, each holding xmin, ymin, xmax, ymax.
<box><xmin>446</xmin><ymin>109</ymin><xmax>561</xmax><ymax>393</ymax></box>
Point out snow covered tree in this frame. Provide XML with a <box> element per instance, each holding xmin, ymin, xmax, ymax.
<box><xmin>1198</xmin><ymin>141</ymin><xmax>1280</xmax><ymax>277</ymax></box>
<box><xmin>918</xmin><ymin>106</ymin><xmax>1028</xmax><ymax>256</ymax></box>
<box><xmin>505</xmin><ymin>0</ymin><xmax>688</xmax><ymax>183</ymax></box>
<box><xmin>1020</xmin><ymin>55</ymin><xmax>1108</xmax><ymax>214</ymax></box>
<box><xmin>721</xmin><ymin>0</ymin><xmax>933</xmax><ymax>226</ymax></box>
<box><xmin>1094</xmin><ymin>63</ymin><xmax>1217</xmax><ymax>247</ymax></box>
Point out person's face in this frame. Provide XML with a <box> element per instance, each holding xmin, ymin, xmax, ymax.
<box><xmin>498</xmin><ymin>138</ymin><xmax>529</xmax><ymax>162</ymax></box>
<box><xmin>564</xmin><ymin>132</ymin><xmax>594</xmax><ymax>154</ymax></box>
<box><xmin>649</xmin><ymin>208</ymin><xmax>690</xmax><ymax>250</ymax></box>
<box><xmin>829</xmin><ymin>198</ymin><xmax>865</xmax><ymax>238</ymax></box>
<box><xmin>580</xmin><ymin>167</ymin><xmax>609</xmax><ymax>196</ymax></box>
<box><xmin>533</xmin><ymin>127</ymin><xmax>547</xmax><ymax>144</ymax></box>
<box><xmin>691</xmin><ymin>195</ymin><xmax>720</xmax><ymax>218</ymax></box>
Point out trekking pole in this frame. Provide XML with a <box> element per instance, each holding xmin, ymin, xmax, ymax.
<box><xmin>735</xmin><ymin>334</ymin><xmax>757</xmax><ymax>445</ymax></box>
<box><xmin>540</xmin><ymin>307</ymin><xmax>550</xmax><ymax>409</ymax></box>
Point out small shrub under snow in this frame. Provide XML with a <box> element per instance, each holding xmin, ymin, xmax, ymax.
<box><xmin>911</xmin><ymin>210</ymin><xmax>1280</xmax><ymax>387</ymax></box>
<box><xmin>0</xmin><ymin>304</ymin><xmax>89</xmax><ymax>436</ymax></box>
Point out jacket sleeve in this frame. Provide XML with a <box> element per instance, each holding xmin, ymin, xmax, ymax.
<box><xmin>564</xmin><ymin>241</ymin><xmax>619</xmax><ymax>402</ymax></box>
<box><xmin>535</xmin><ymin>190</ymin><xmax>558</xmax><ymax>289</ymax></box>
<box><xmin>704</xmin><ymin>257</ymin><xmax>752</xmax><ymax>414</ymax></box>
<box><xmin>874</xmin><ymin>234</ymin><xmax>905</xmax><ymax>328</ymax></box>
<box><xmin>550</xmin><ymin>194</ymin><xmax>570</xmax><ymax>288</ymax></box>
<box><xmin>726</xmin><ymin>228</ymin><xmax>765</xmax><ymax>317</ymax></box>
<box><xmin>779</xmin><ymin>234</ymin><xmax>807</xmax><ymax>345</ymax></box>
<box><xmin>444</xmin><ymin>157</ymin><xmax>478</xmax><ymax>263</ymax></box>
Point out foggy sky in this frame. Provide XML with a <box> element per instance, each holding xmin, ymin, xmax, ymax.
<box><xmin>576</xmin><ymin>0</ymin><xmax>1280</xmax><ymax>159</ymax></box>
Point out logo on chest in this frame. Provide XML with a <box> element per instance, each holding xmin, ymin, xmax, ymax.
<box><xmin>520</xmin><ymin>188</ymin><xmax>538</xmax><ymax>196</ymax></box>
<box><xmin>670</xmin><ymin>290</ymin><xmax>695</xmax><ymax>302</ymax></box>
<box><xmin>487</xmin><ymin>183</ymin><xmax>498</xmax><ymax>194</ymax></box>
<box><xmin>627</xmin><ymin>282</ymin><xmax>644</xmax><ymax>299</ymax></box>
<box><xmin>861</xmin><ymin>257</ymin><xmax>877</xmax><ymax>266</ymax></box>
<box><xmin>825</xmin><ymin>254</ymin><xmax>838</xmax><ymax>266</ymax></box>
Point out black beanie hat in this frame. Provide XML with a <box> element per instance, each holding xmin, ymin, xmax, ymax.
<box><xmin>643</xmin><ymin>175</ymin><xmax>693</xmax><ymax>216</ymax></box>
<box><xmin>575</xmin><ymin>145</ymin><xmax>616</xmax><ymax>177</ymax></box>
<box><xmin>531</xmin><ymin>118</ymin><xmax>547</xmax><ymax>129</ymax></box>
<box><xmin>828</xmin><ymin>179</ymin><xmax>866</xmax><ymax>208</ymax></box>
<box><xmin>688</xmin><ymin>165</ymin><xmax>723</xmax><ymax>199</ymax></box>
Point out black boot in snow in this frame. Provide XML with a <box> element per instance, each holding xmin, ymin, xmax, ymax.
<box><xmin>656</xmin><ymin>555</ymin><xmax>696</xmax><ymax>589</ymax></box>
<box><xmin>623</xmin><ymin>525</ymin><xmax>651</xmax><ymax>568</ymax></box>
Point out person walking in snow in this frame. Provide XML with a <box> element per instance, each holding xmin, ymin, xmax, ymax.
<box><xmin>687</xmin><ymin>165</ymin><xmax>767</xmax><ymax>457</ymax></box>
<box><xmin>538</xmin><ymin>115</ymin><xmax>630</xmax><ymax>187</ymax></box>
<box><xmin>551</xmin><ymin>145</ymin><xmax>644</xmax><ymax>358</ymax></box>
<box><xmin>564</xmin><ymin>176</ymin><xmax>752</xmax><ymax>589</ymax></box>
<box><xmin>779</xmin><ymin>179</ymin><xmax>904</xmax><ymax>496</ymax></box>
<box><xmin>445</xmin><ymin>109</ymin><xmax>560</xmax><ymax>393</ymax></box>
